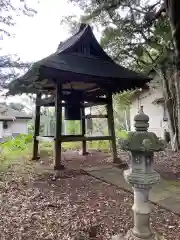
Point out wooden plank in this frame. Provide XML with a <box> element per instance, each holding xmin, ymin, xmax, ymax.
<box><xmin>32</xmin><ymin>93</ymin><xmax>41</xmax><ymax>160</ymax></box>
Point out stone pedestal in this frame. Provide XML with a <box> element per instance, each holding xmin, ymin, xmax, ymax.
<box><xmin>112</xmin><ymin>231</ymin><xmax>162</xmax><ymax>240</ymax></box>
<box><xmin>113</xmin><ymin>106</ymin><xmax>164</xmax><ymax>240</ymax></box>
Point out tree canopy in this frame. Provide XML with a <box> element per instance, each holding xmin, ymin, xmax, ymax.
<box><xmin>67</xmin><ymin>0</ymin><xmax>171</xmax><ymax>73</ymax></box>
<box><xmin>65</xmin><ymin>0</ymin><xmax>180</xmax><ymax>150</ymax></box>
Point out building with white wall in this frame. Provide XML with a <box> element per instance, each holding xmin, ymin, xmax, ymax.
<box><xmin>130</xmin><ymin>78</ymin><xmax>169</xmax><ymax>139</ymax></box>
<box><xmin>0</xmin><ymin>104</ymin><xmax>32</xmax><ymax>141</ymax></box>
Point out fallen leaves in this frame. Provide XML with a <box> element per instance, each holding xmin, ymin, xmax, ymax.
<box><xmin>0</xmin><ymin>170</ymin><xmax>178</xmax><ymax>240</ymax></box>
<box><xmin>118</xmin><ymin>149</ymin><xmax>180</xmax><ymax>180</ymax></box>
<box><xmin>0</xmin><ymin>149</ymin><xmax>180</xmax><ymax>239</ymax></box>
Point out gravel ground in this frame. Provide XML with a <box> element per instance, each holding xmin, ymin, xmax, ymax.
<box><xmin>0</xmin><ymin>169</ymin><xmax>179</xmax><ymax>240</ymax></box>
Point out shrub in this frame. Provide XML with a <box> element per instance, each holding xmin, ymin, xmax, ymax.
<box><xmin>116</xmin><ymin>129</ymin><xmax>128</xmax><ymax>139</ymax></box>
<box><xmin>0</xmin><ymin>134</ymin><xmax>33</xmax><ymax>153</ymax></box>
<box><xmin>0</xmin><ymin>134</ymin><xmax>33</xmax><ymax>172</ymax></box>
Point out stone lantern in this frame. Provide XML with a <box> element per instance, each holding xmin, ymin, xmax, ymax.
<box><xmin>113</xmin><ymin>106</ymin><xmax>164</xmax><ymax>240</ymax></box>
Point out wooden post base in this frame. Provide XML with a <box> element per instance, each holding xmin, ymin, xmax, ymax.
<box><xmin>54</xmin><ymin>164</ymin><xmax>65</xmax><ymax>170</ymax></box>
<box><xmin>82</xmin><ymin>151</ymin><xmax>89</xmax><ymax>156</ymax></box>
<box><xmin>32</xmin><ymin>156</ymin><xmax>40</xmax><ymax>161</ymax></box>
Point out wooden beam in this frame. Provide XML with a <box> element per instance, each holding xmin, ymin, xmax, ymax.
<box><xmin>37</xmin><ymin>101</ymin><xmax>107</xmax><ymax>108</ymax></box>
<box><xmin>37</xmin><ymin>135</ymin><xmax>111</xmax><ymax>142</ymax></box>
<box><xmin>81</xmin><ymin>107</ymin><xmax>87</xmax><ymax>155</ymax></box>
<box><xmin>106</xmin><ymin>92</ymin><xmax>118</xmax><ymax>163</ymax></box>
<box><xmin>85</xmin><ymin>114</ymin><xmax>108</xmax><ymax>119</ymax></box>
<box><xmin>36</xmin><ymin>95</ymin><xmax>108</xmax><ymax>106</ymax></box>
<box><xmin>42</xmin><ymin>134</ymin><xmax>83</xmax><ymax>138</ymax></box>
<box><xmin>54</xmin><ymin>83</ymin><xmax>64</xmax><ymax>170</ymax></box>
<box><xmin>61</xmin><ymin>135</ymin><xmax>111</xmax><ymax>142</ymax></box>
<box><xmin>67</xmin><ymin>95</ymin><xmax>108</xmax><ymax>104</ymax></box>
<box><xmin>83</xmin><ymin>102</ymin><xmax>106</xmax><ymax>108</ymax></box>
<box><xmin>32</xmin><ymin>92</ymin><xmax>41</xmax><ymax>160</ymax></box>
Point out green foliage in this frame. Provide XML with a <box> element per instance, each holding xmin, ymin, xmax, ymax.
<box><xmin>66</xmin><ymin>0</ymin><xmax>172</xmax><ymax>73</ymax></box>
<box><xmin>88</xmin><ymin>140</ymin><xmax>109</xmax><ymax>151</ymax></box>
<box><xmin>112</xmin><ymin>92</ymin><xmax>134</xmax><ymax>131</ymax></box>
<box><xmin>28</xmin><ymin>122</ymin><xmax>34</xmax><ymax>134</ymax></box>
<box><xmin>66</xmin><ymin>120</ymin><xmax>81</xmax><ymax>134</ymax></box>
<box><xmin>1</xmin><ymin>134</ymin><xmax>33</xmax><ymax>153</ymax></box>
<box><xmin>0</xmin><ymin>134</ymin><xmax>33</xmax><ymax>171</ymax></box>
<box><xmin>116</xmin><ymin>129</ymin><xmax>128</xmax><ymax>140</ymax></box>
<box><xmin>62</xmin><ymin>140</ymin><xmax>110</xmax><ymax>151</ymax></box>
<box><xmin>113</xmin><ymin>91</ymin><xmax>135</xmax><ymax>110</ymax></box>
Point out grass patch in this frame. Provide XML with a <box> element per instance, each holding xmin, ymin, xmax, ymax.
<box><xmin>0</xmin><ymin>134</ymin><xmax>33</xmax><ymax>172</ymax></box>
<box><xmin>0</xmin><ymin>130</ymin><xmax>128</xmax><ymax>172</ymax></box>
<box><xmin>116</xmin><ymin>130</ymin><xmax>128</xmax><ymax>139</ymax></box>
<box><xmin>40</xmin><ymin>141</ymin><xmax>110</xmax><ymax>152</ymax></box>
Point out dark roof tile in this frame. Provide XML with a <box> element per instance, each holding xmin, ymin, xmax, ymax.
<box><xmin>7</xmin><ymin>23</ymin><xmax>150</xmax><ymax>94</ymax></box>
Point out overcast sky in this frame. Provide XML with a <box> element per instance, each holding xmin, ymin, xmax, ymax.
<box><xmin>2</xmin><ymin>0</ymin><xmax>101</xmax><ymax>62</ymax></box>
<box><xmin>1</xmin><ymin>0</ymin><xmax>100</xmax><ymax>105</ymax></box>
<box><xmin>2</xmin><ymin>0</ymin><xmax>81</xmax><ymax>61</ymax></box>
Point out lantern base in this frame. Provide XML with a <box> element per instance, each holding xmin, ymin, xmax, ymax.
<box><xmin>112</xmin><ymin>230</ymin><xmax>164</xmax><ymax>240</ymax></box>
<box><xmin>114</xmin><ymin>158</ymin><xmax>128</xmax><ymax>169</ymax></box>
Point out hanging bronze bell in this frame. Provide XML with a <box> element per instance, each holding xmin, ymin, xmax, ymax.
<box><xmin>64</xmin><ymin>104</ymin><xmax>81</xmax><ymax>120</ymax></box>
<box><xmin>64</xmin><ymin>102</ymin><xmax>82</xmax><ymax>120</ymax></box>
<box><xmin>64</xmin><ymin>92</ymin><xmax>83</xmax><ymax>120</ymax></box>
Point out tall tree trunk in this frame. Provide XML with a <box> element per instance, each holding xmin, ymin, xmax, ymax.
<box><xmin>159</xmin><ymin>66</ymin><xmax>179</xmax><ymax>150</ymax></box>
<box><xmin>165</xmin><ymin>0</ymin><xmax>180</xmax><ymax>150</ymax></box>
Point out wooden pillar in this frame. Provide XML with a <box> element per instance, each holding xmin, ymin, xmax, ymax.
<box><xmin>54</xmin><ymin>82</ymin><xmax>64</xmax><ymax>170</ymax></box>
<box><xmin>32</xmin><ymin>92</ymin><xmax>41</xmax><ymax>160</ymax></box>
<box><xmin>81</xmin><ymin>106</ymin><xmax>87</xmax><ymax>155</ymax></box>
<box><xmin>106</xmin><ymin>92</ymin><xmax>118</xmax><ymax>163</ymax></box>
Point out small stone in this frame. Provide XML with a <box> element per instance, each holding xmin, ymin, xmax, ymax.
<box><xmin>111</xmin><ymin>234</ymin><xmax>124</xmax><ymax>240</ymax></box>
<box><xmin>168</xmin><ymin>225</ymin><xmax>175</xmax><ymax>229</ymax></box>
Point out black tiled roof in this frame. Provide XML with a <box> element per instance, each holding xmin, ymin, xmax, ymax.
<box><xmin>7</xmin><ymin>23</ymin><xmax>150</xmax><ymax>95</ymax></box>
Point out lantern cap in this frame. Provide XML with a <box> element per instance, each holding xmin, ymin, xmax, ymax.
<box><xmin>134</xmin><ymin>106</ymin><xmax>149</xmax><ymax>131</ymax></box>
<box><xmin>120</xmin><ymin>105</ymin><xmax>165</xmax><ymax>152</ymax></box>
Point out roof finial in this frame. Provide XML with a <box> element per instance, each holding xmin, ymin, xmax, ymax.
<box><xmin>56</xmin><ymin>41</ymin><xmax>63</xmax><ymax>51</ymax></box>
<box><xmin>79</xmin><ymin>23</ymin><xmax>87</xmax><ymax>31</ymax></box>
<box><xmin>139</xmin><ymin>105</ymin><xmax>144</xmax><ymax>113</ymax></box>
